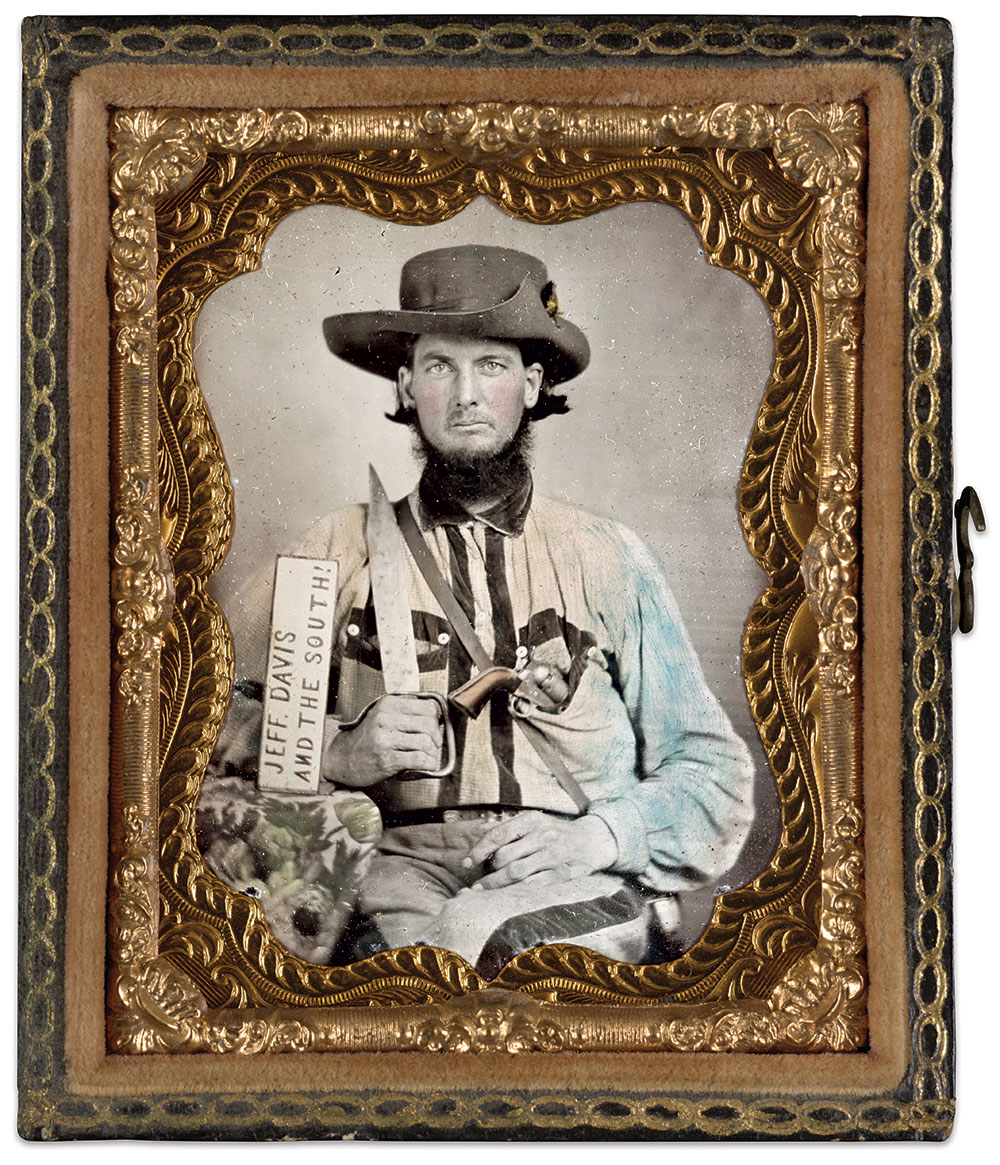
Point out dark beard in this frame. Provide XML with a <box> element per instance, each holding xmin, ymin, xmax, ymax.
<box><xmin>413</xmin><ymin>415</ymin><xmax>533</xmax><ymax>510</ymax></box>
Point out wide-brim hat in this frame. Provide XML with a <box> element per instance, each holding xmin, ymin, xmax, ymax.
<box><xmin>322</xmin><ymin>245</ymin><xmax>590</xmax><ymax>386</ymax></box>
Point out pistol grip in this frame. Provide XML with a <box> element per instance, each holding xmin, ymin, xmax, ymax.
<box><xmin>448</xmin><ymin>666</ymin><xmax>523</xmax><ymax>719</ymax></box>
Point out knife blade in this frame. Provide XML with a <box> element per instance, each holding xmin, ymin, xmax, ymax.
<box><xmin>368</xmin><ymin>465</ymin><xmax>420</xmax><ymax>694</ymax></box>
<box><xmin>367</xmin><ymin>465</ymin><xmax>455</xmax><ymax>777</ymax></box>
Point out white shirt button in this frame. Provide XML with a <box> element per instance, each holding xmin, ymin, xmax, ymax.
<box><xmin>437</xmin><ymin>632</ymin><xmax>450</xmax><ymax>646</ymax></box>
<box><xmin>515</xmin><ymin>644</ymin><xmax>529</xmax><ymax>658</ymax></box>
<box><xmin>347</xmin><ymin>623</ymin><xmax>360</xmax><ymax>637</ymax></box>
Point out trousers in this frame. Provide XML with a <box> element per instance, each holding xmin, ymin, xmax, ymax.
<box><xmin>355</xmin><ymin>817</ymin><xmax>673</xmax><ymax>977</ymax></box>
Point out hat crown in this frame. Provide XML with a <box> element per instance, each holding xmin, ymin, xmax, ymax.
<box><xmin>399</xmin><ymin>246</ymin><xmax>548</xmax><ymax>313</ymax></box>
<box><xmin>323</xmin><ymin>242</ymin><xmax>589</xmax><ymax>386</ymax></box>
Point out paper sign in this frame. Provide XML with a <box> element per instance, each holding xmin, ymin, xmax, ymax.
<box><xmin>258</xmin><ymin>556</ymin><xmax>338</xmax><ymax>793</ymax></box>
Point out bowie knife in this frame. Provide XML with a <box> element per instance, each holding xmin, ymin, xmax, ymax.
<box><xmin>367</xmin><ymin>465</ymin><xmax>456</xmax><ymax>778</ymax></box>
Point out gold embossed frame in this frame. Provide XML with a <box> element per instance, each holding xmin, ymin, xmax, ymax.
<box><xmin>19</xmin><ymin>12</ymin><xmax>956</xmax><ymax>1143</ymax></box>
<box><xmin>108</xmin><ymin>101</ymin><xmax>863</xmax><ymax>1052</ymax></box>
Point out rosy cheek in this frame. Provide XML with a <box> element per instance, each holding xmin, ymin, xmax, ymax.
<box><xmin>412</xmin><ymin>383</ymin><xmax>448</xmax><ymax>420</ymax></box>
<box><xmin>488</xmin><ymin>376</ymin><xmax>524</xmax><ymax>424</ymax></box>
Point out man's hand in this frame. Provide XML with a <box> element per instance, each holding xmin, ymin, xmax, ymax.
<box><xmin>323</xmin><ymin>694</ymin><xmax>444</xmax><ymax>787</ymax></box>
<box><xmin>464</xmin><ymin>810</ymin><xmax>618</xmax><ymax>890</ymax></box>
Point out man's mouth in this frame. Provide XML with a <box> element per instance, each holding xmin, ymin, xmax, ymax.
<box><xmin>449</xmin><ymin>418</ymin><xmax>493</xmax><ymax>430</ymax></box>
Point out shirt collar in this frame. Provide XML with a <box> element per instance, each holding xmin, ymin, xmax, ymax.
<box><xmin>416</xmin><ymin>471</ymin><xmax>533</xmax><ymax>536</ymax></box>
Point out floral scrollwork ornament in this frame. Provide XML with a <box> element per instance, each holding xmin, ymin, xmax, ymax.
<box><xmin>112</xmin><ymin>467</ymin><xmax>175</xmax><ymax>706</ymax></box>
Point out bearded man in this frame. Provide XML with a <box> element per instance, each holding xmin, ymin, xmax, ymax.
<box><xmin>208</xmin><ymin>244</ymin><xmax>755</xmax><ymax>974</ymax></box>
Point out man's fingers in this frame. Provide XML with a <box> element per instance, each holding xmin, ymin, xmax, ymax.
<box><xmin>388</xmin><ymin>749</ymin><xmax>441</xmax><ymax>774</ymax></box>
<box><xmin>389</xmin><ymin>725</ymin><xmax>438</xmax><ymax>746</ymax></box>
<box><xmin>381</xmin><ymin>699</ymin><xmax>443</xmax><ymax>732</ymax></box>
<box><xmin>474</xmin><ymin>855</ymin><xmax>593</xmax><ymax>891</ymax></box>
<box><xmin>388</xmin><ymin>732</ymin><xmax>444</xmax><ymax>773</ymax></box>
<box><xmin>466</xmin><ymin>821</ymin><xmax>520</xmax><ymax>865</ymax></box>
<box><xmin>473</xmin><ymin>852</ymin><xmax>553</xmax><ymax>890</ymax></box>
<box><xmin>466</xmin><ymin>812</ymin><xmax>544</xmax><ymax>866</ymax></box>
<box><xmin>527</xmin><ymin>662</ymin><xmax>570</xmax><ymax>703</ymax></box>
<box><xmin>371</xmin><ymin>709</ymin><xmax>443</xmax><ymax>752</ymax></box>
<box><xmin>472</xmin><ymin>869</ymin><xmax>513</xmax><ymax>891</ymax></box>
<box><xmin>472</xmin><ymin>865</ymin><xmax>523</xmax><ymax>891</ymax></box>
<box><xmin>389</xmin><ymin>730</ymin><xmax>440</xmax><ymax>758</ymax></box>
<box><xmin>490</xmin><ymin>831</ymin><xmax>553</xmax><ymax>870</ymax></box>
<box><xmin>332</xmin><ymin>692</ymin><xmax>448</xmax><ymax>785</ymax></box>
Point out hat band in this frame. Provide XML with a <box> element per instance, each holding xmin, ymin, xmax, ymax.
<box><xmin>399</xmin><ymin>293</ymin><xmax>522</xmax><ymax>313</ymax></box>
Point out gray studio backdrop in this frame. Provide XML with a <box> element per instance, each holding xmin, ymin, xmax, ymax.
<box><xmin>196</xmin><ymin>198</ymin><xmax>781</xmax><ymax>946</ymax></box>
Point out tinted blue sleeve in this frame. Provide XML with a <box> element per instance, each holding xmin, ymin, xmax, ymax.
<box><xmin>585</xmin><ymin>522</ymin><xmax>756</xmax><ymax>891</ymax></box>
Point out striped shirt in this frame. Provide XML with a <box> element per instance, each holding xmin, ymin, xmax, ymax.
<box><xmin>218</xmin><ymin>481</ymin><xmax>755</xmax><ymax>892</ymax></box>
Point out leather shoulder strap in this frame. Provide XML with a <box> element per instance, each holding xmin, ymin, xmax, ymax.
<box><xmin>394</xmin><ymin>497</ymin><xmax>590</xmax><ymax>813</ymax></box>
<box><xmin>395</xmin><ymin>498</ymin><xmax>493</xmax><ymax>674</ymax></box>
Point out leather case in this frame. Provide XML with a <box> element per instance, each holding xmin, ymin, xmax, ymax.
<box><xmin>18</xmin><ymin>14</ymin><xmax>958</xmax><ymax>1142</ymax></box>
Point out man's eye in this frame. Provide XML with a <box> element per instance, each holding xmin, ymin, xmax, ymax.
<box><xmin>426</xmin><ymin>362</ymin><xmax>450</xmax><ymax>374</ymax></box>
<box><xmin>481</xmin><ymin>360</ymin><xmax>506</xmax><ymax>373</ymax></box>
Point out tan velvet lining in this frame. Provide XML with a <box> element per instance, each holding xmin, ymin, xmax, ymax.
<box><xmin>66</xmin><ymin>62</ymin><xmax>908</xmax><ymax>1098</ymax></box>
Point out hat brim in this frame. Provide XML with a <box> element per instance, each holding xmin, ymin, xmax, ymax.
<box><xmin>322</xmin><ymin>277</ymin><xmax>590</xmax><ymax>386</ymax></box>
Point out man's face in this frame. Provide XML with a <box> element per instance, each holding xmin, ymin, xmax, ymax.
<box><xmin>397</xmin><ymin>334</ymin><xmax>543</xmax><ymax>461</ymax></box>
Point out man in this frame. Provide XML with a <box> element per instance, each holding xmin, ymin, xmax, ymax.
<box><xmin>211</xmin><ymin>244</ymin><xmax>754</xmax><ymax>974</ymax></box>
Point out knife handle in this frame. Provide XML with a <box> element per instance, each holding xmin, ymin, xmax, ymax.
<box><xmin>395</xmin><ymin>691</ymin><xmax>456</xmax><ymax>780</ymax></box>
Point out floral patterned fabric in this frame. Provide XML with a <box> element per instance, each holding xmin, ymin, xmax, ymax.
<box><xmin>196</xmin><ymin>772</ymin><xmax>381</xmax><ymax>964</ymax></box>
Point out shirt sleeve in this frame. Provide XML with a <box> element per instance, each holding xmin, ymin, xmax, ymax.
<box><xmin>584</xmin><ymin>521</ymin><xmax>757</xmax><ymax>892</ymax></box>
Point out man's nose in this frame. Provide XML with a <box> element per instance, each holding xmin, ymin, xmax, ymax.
<box><xmin>452</xmin><ymin>364</ymin><xmax>479</xmax><ymax>406</ymax></box>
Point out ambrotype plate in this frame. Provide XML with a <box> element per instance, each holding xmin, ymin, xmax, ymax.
<box><xmin>19</xmin><ymin>14</ymin><xmax>954</xmax><ymax>1142</ymax></box>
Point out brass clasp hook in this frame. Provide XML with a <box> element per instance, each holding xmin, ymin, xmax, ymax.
<box><xmin>953</xmin><ymin>486</ymin><xmax>985</xmax><ymax>634</ymax></box>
